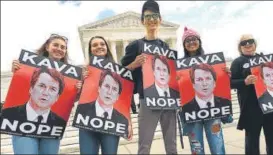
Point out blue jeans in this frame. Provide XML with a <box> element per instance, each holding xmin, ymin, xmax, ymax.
<box><xmin>79</xmin><ymin>129</ymin><xmax>120</xmax><ymax>154</ymax></box>
<box><xmin>183</xmin><ymin>119</ymin><xmax>225</xmax><ymax>154</ymax></box>
<box><xmin>12</xmin><ymin>135</ymin><xmax>60</xmax><ymax>154</ymax></box>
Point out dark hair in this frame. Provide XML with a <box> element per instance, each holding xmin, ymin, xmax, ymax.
<box><xmin>98</xmin><ymin>70</ymin><xmax>122</xmax><ymax>95</ymax></box>
<box><xmin>190</xmin><ymin>63</ymin><xmax>217</xmax><ymax>84</ymax></box>
<box><xmin>88</xmin><ymin>36</ymin><xmax>114</xmax><ymax>62</ymax></box>
<box><xmin>36</xmin><ymin>35</ymin><xmax>69</xmax><ymax>63</ymax></box>
<box><xmin>183</xmin><ymin>38</ymin><xmax>205</xmax><ymax>58</ymax></box>
<box><xmin>152</xmin><ymin>55</ymin><xmax>170</xmax><ymax>74</ymax></box>
<box><xmin>30</xmin><ymin>67</ymin><xmax>65</xmax><ymax>95</ymax></box>
<box><xmin>260</xmin><ymin>62</ymin><xmax>273</xmax><ymax>79</ymax></box>
<box><xmin>141</xmin><ymin>0</ymin><xmax>161</xmax><ymax>21</ymax></box>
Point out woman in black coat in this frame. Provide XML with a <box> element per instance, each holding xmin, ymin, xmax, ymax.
<box><xmin>230</xmin><ymin>34</ymin><xmax>273</xmax><ymax>155</ymax></box>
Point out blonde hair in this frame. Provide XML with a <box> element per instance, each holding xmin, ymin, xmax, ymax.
<box><xmin>237</xmin><ymin>34</ymin><xmax>257</xmax><ymax>55</ymax></box>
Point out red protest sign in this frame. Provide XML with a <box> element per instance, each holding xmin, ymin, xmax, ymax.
<box><xmin>73</xmin><ymin>56</ymin><xmax>134</xmax><ymax>139</ymax></box>
<box><xmin>0</xmin><ymin>49</ymin><xmax>82</xmax><ymax>139</ymax></box>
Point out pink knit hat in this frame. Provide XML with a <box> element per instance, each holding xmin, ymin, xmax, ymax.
<box><xmin>182</xmin><ymin>26</ymin><xmax>200</xmax><ymax>43</ymax></box>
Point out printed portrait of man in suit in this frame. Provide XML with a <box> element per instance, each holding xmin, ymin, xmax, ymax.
<box><xmin>258</xmin><ymin>62</ymin><xmax>273</xmax><ymax>112</ymax></box>
<box><xmin>2</xmin><ymin>67</ymin><xmax>66</xmax><ymax>126</ymax></box>
<box><xmin>77</xmin><ymin>70</ymin><xmax>127</xmax><ymax>124</ymax></box>
<box><xmin>183</xmin><ymin>63</ymin><xmax>230</xmax><ymax>113</ymax></box>
<box><xmin>144</xmin><ymin>55</ymin><xmax>180</xmax><ymax>98</ymax></box>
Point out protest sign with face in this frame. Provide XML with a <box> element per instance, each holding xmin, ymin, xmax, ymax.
<box><xmin>140</xmin><ymin>41</ymin><xmax>180</xmax><ymax>110</ymax></box>
<box><xmin>249</xmin><ymin>54</ymin><xmax>273</xmax><ymax>114</ymax></box>
<box><xmin>72</xmin><ymin>56</ymin><xmax>134</xmax><ymax>139</ymax></box>
<box><xmin>176</xmin><ymin>52</ymin><xmax>232</xmax><ymax>123</ymax></box>
<box><xmin>0</xmin><ymin>49</ymin><xmax>82</xmax><ymax>139</ymax></box>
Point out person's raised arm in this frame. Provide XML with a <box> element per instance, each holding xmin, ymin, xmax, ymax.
<box><xmin>11</xmin><ymin>60</ymin><xmax>21</xmax><ymax>73</ymax></box>
<box><xmin>121</xmin><ymin>41</ymin><xmax>146</xmax><ymax>70</ymax></box>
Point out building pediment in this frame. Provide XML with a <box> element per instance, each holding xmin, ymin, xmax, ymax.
<box><xmin>80</xmin><ymin>11</ymin><xmax>179</xmax><ymax>30</ymax></box>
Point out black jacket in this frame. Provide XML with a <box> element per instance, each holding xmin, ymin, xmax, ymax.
<box><xmin>76</xmin><ymin>102</ymin><xmax>128</xmax><ymax>124</ymax></box>
<box><xmin>1</xmin><ymin>104</ymin><xmax>66</xmax><ymax>126</ymax></box>
<box><xmin>144</xmin><ymin>84</ymin><xmax>180</xmax><ymax>98</ymax></box>
<box><xmin>230</xmin><ymin>54</ymin><xmax>273</xmax><ymax>130</ymax></box>
<box><xmin>258</xmin><ymin>90</ymin><xmax>273</xmax><ymax>114</ymax></box>
<box><xmin>183</xmin><ymin>96</ymin><xmax>231</xmax><ymax>112</ymax></box>
<box><xmin>75</xmin><ymin>102</ymin><xmax>129</xmax><ymax>137</ymax></box>
<box><xmin>120</xmin><ymin>38</ymin><xmax>169</xmax><ymax>99</ymax></box>
<box><xmin>182</xmin><ymin>96</ymin><xmax>232</xmax><ymax>122</ymax></box>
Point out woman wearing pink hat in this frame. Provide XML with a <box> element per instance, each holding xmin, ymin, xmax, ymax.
<box><xmin>178</xmin><ymin>27</ymin><xmax>233</xmax><ymax>154</ymax></box>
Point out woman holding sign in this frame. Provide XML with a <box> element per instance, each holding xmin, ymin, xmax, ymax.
<box><xmin>10</xmin><ymin>34</ymin><xmax>83</xmax><ymax>154</ymax></box>
<box><xmin>79</xmin><ymin>36</ymin><xmax>133</xmax><ymax>154</ymax></box>
<box><xmin>230</xmin><ymin>34</ymin><xmax>273</xmax><ymax>154</ymax></box>
<box><xmin>178</xmin><ymin>27</ymin><xmax>233</xmax><ymax>154</ymax></box>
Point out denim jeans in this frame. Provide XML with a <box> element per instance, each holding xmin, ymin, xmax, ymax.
<box><xmin>79</xmin><ymin>129</ymin><xmax>120</xmax><ymax>154</ymax></box>
<box><xmin>12</xmin><ymin>135</ymin><xmax>60</xmax><ymax>154</ymax></box>
<box><xmin>183</xmin><ymin>119</ymin><xmax>225</xmax><ymax>154</ymax></box>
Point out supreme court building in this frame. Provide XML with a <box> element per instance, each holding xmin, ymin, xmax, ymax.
<box><xmin>78</xmin><ymin>11</ymin><xmax>180</xmax><ymax>64</ymax></box>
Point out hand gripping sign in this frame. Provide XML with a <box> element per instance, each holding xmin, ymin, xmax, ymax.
<box><xmin>249</xmin><ymin>54</ymin><xmax>273</xmax><ymax>114</ymax></box>
<box><xmin>140</xmin><ymin>41</ymin><xmax>181</xmax><ymax>110</ymax></box>
<box><xmin>0</xmin><ymin>49</ymin><xmax>82</xmax><ymax>139</ymax></box>
<box><xmin>176</xmin><ymin>52</ymin><xmax>232</xmax><ymax>123</ymax></box>
<box><xmin>72</xmin><ymin>56</ymin><xmax>134</xmax><ymax>139</ymax></box>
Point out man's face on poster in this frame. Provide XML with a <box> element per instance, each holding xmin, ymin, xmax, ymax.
<box><xmin>98</xmin><ymin>74</ymin><xmax>120</xmax><ymax>106</ymax></box>
<box><xmin>154</xmin><ymin>59</ymin><xmax>170</xmax><ymax>86</ymax></box>
<box><xmin>263</xmin><ymin>67</ymin><xmax>273</xmax><ymax>91</ymax></box>
<box><xmin>29</xmin><ymin>73</ymin><xmax>60</xmax><ymax>109</ymax></box>
<box><xmin>193</xmin><ymin>69</ymin><xmax>216</xmax><ymax>98</ymax></box>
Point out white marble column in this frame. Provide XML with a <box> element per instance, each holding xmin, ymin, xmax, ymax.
<box><xmin>122</xmin><ymin>40</ymin><xmax>129</xmax><ymax>56</ymax></box>
<box><xmin>171</xmin><ymin>38</ymin><xmax>177</xmax><ymax>50</ymax></box>
<box><xmin>110</xmin><ymin>41</ymin><xmax>118</xmax><ymax>62</ymax></box>
<box><xmin>84</xmin><ymin>42</ymin><xmax>89</xmax><ymax>64</ymax></box>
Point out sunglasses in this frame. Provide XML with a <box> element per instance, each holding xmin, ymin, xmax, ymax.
<box><xmin>144</xmin><ymin>13</ymin><xmax>160</xmax><ymax>20</ymax></box>
<box><xmin>50</xmin><ymin>33</ymin><xmax>68</xmax><ymax>43</ymax></box>
<box><xmin>185</xmin><ymin>37</ymin><xmax>198</xmax><ymax>44</ymax></box>
<box><xmin>240</xmin><ymin>39</ymin><xmax>255</xmax><ymax>46</ymax></box>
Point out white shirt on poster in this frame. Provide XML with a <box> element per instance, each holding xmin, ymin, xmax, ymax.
<box><xmin>155</xmin><ymin>84</ymin><xmax>170</xmax><ymax>97</ymax></box>
<box><xmin>195</xmin><ymin>95</ymin><xmax>215</xmax><ymax>109</ymax></box>
<box><xmin>95</xmin><ymin>100</ymin><xmax>113</xmax><ymax>119</ymax></box>
<box><xmin>267</xmin><ymin>89</ymin><xmax>273</xmax><ymax>97</ymax></box>
<box><xmin>26</xmin><ymin>101</ymin><xmax>50</xmax><ymax>123</ymax></box>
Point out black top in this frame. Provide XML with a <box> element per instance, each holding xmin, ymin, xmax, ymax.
<box><xmin>182</xmin><ymin>96</ymin><xmax>232</xmax><ymax>123</ymax></box>
<box><xmin>258</xmin><ymin>90</ymin><xmax>273</xmax><ymax>114</ymax></box>
<box><xmin>75</xmin><ymin>102</ymin><xmax>129</xmax><ymax>137</ymax></box>
<box><xmin>144</xmin><ymin>84</ymin><xmax>180</xmax><ymax>98</ymax></box>
<box><xmin>1</xmin><ymin>104</ymin><xmax>66</xmax><ymax>126</ymax></box>
<box><xmin>230</xmin><ymin>54</ymin><xmax>273</xmax><ymax>130</ymax></box>
<box><xmin>120</xmin><ymin>37</ymin><xmax>169</xmax><ymax>99</ymax></box>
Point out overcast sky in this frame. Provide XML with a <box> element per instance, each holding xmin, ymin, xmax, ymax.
<box><xmin>1</xmin><ymin>1</ymin><xmax>273</xmax><ymax>72</ymax></box>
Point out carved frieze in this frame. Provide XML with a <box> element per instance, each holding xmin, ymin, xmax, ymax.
<box><xmin>85</xmin><ymin>11</ymin><xmax>179</xmax><ymax>29</ymax></box>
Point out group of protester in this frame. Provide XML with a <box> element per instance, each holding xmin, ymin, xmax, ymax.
<box><xmin>1</xmin><ymin>0</ymin><xmax>272</xmax><ymax>154</ymax></box>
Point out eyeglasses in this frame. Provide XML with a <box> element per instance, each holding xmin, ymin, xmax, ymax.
<box><xmin>185</xmin><ymin>37</ymin><xmax>198</xmax><ymax>44</ymax></box>
<box><xmin>144</xmin><ymin>13</ymin><xmax>160</xmax><ymax>21</ymax></box>
<box><xmin>50</xmin><ymin>33</ymin><xmax>68</xmax><ymax>43</ymax></box>
<box><xmin>240</xmin><ymin>39</ymin><xmax>255</xmax><ymax>46</ymax></box>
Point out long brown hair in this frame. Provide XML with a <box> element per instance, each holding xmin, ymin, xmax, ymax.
<box><xmin>88</xmin><ymin>36</ymin><xmax>114</xmax><ymax>63</ymax></box>
<box><xmin>36</xmin><ymin>35</ymin><xmax>69</xmax><ymax>63</ymax></box>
